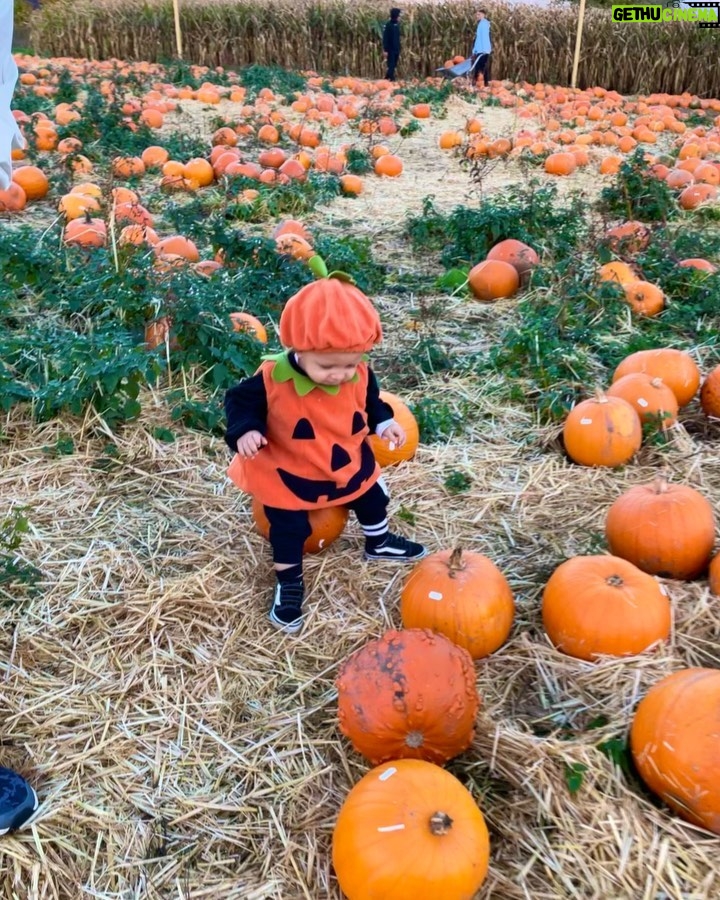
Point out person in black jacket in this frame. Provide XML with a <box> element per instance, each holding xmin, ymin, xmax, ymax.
<box><xmin>382</xmin><ymin>8</ymin><xmax>401</xmax><ymax>81</ymax></box>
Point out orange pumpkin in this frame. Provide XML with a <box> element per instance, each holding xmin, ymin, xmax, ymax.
<box><xmin>374</xmin><ymin>155</ymin><xmax>403</xmax><ymax>177</ymax></box>
<box><xmin>544</xmin><ymin>152</ymin><xmax>577</xmax><ymax>176</ymax></box>
<box><xmin>63</xmin><ymin>215</ymin><xmax>107</xmax><ymax>248</ymax></box>
<box><xmin>562</xmin><ymin>394</ymin><xmax>642</xmax><ymax>467</ymax></box>
<box><xmin>12</xmin><ymin>165</ymin><xmax>49</xmax><ymax>201</ymax></box>
<box><xmin>486</xmin><ymin>238</ymin><xmax>539</xmax><ymax>280</ymax></box>
<box><xmin>631</xmin><ymin>668</ymin><xmax>720</xmax><ymax>834</ymax></box>
<box><xmin>400</xmin><ymin>547</ymin><xmax>514</xmax><ymax>659</ymax></box>
<box><xmin>606</xmin><ymin>477</ymin><xmax>715</xmax><ymax>579</ymax></box>
<box><xmin>367</xmin><ymin>391</ymin><xmax>419</xmax><ymax>467</ymax></box>
<box><xmin>622</xmin><ymin>280</ymin><xmax>665</xmax><ymax>317</ymax></box>
<box><xmin>678</xmin><ymin>258</ymin><xmax>717</xmax><ymax>274</ymax></box>
<box><xmin>606</xmin><ymin>373</ymin><xmax>678</xmax><ymax>430</ymax></box>
<box><xmin>709</xmin><ymin>552</ymin><xmax>720</xmax><ymax>595</ymax></box>
<box><xmin>332</xmin><ymin>759</ymin><xmax>490</xmax><ymax>900</ymax></box>
<box><xmin>467</xmin><ymin>259</ymin><xmax>520</xmax><ymax>301</ymax></box>
<box><xmin>336</xmin><ymin>629</ymin><xmax>479</xmax><ymax>765</ymax></box>
<box><xmin>700</xmin><ymin>364</ymin><xmax>720</xmax><ymax>419</ymax></box>
<box><xmin>612</xmin><ymin>348</ymin><xmax>700</xmax><ymax>408</ymax></box>
<box><xmin>0</xmin><ymin>182</ymin><xmax>27</xmax><ymax>212</ymax></box>
<box><xmin>597</xmin><ymin>261</ymin><xmax>637</xmax><ymax>284</ymax></box>
<box><xmin>251</xmin><ymin>496</ymin><xmax>347</xmax><ymax>554</ymax></box>
<box><xmin>542</xmin><ymin>555</ymin><xmax>671</xmax><ymax>661</ymax></box>
<box><xmin>229</xmin><ymin>312</ymin><xmax>268</xmax><ymax>343</ymax></box>
<box><xmin>605</xmin><ymin>220</ymin><xmax>650</xmax><ymax>253</ymax></box>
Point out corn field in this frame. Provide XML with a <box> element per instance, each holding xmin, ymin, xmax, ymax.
<box><xmin>28</xmin><ymin>0</ymin><xmax>720</xmax><ymax>96</ymax></box>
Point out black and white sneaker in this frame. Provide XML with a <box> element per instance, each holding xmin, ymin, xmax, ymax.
<box><xmin>364</xmin><ymin>532</ymin><xmax>428</xmax><ymax>562</ymax></box>
<box><xmin>268</xmin><ymin>581</ymin><xmax>304</xmax><ymax>634</ymax></box>
<box><xmin>0</xmin><ymin>767</ymin><xmax>39</xmax><ymax>835</ymax></box>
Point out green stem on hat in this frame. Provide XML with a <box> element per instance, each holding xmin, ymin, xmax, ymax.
<box><xmin>307</xmin><ymin>254</ymin><xmax>356</xmax><ymax>285</ymax></box>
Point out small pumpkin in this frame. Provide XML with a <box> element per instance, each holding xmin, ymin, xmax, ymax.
<box><xmin>229</xmin><ymin>312</ymin><xmax>268</xmax><ymax>343</ymax></box>
<box><xmin>63</xmin><ymin>214</ymin><xmax>107</xmax><ymax>248</ymax></box>
<box><xmin>250</xmin><ymin>495</ymin><xmax>348</xmax><ymax>554</ymax></box>
<box><xmin>630</xmin><ymin>668</ymin><xmax>720</xmax><ymax>834</ymax></box>
<box><xmin>367</xmin><ymin>391</ymin><xmax>419</xmax><ymax>467</ymax></box>
<box><xmin>709</xmin><ymin>552</ymin><xmax>720</xmax><ymax>595</ymax></box>
<box><xmin>467</xmin><ymin>259</ymin><xmax>519</xmax><ymax>301</ymax></box>
<box><xmin>605</xmin><ymin>220</ymin><xmax>650</xmax><ymax>254</ymax></box>
<box><xmin>336</xmin><ymin>629</ymin><xmax>479</xmax><ymax>765</ymax></box>
<box><xmin>400</xmin><ymin>547</ymin><xmax>514</xmax><ymax>659</ymax></box>
<box><xmin>622</xmin><ymin>280</ymin><xmax>665</xmax><ymax>317</ymax></box>
<box><xmin>700</xmin><ymin>364</ymin><xmax>720</xmax><ymax>419</ymax></box>
<box><xmin>606</xmin><ymin>373</ymin><xmax>678</xmax><ymax>430</ymax></box>
<box><xmin>542</xmin><ymin>554</ymin><xmax>671</xmax><ymax>661</ymax></box>
<box><xmin>605</xmin><ymin>476</ymin><xmax>715</xmax><ymax>580</ymax></box>
<box><xmin>332</xmin><ymin>759</ymin><xmax>490</xmax><ymax>900</ymax></box>
<box><xmin>612</xmin><ymin>348</ymin><xmax>700</xmax><ymax>408</ymax></box>
<box><xmin>562</xmin><ymin>394</ymin><xmax>642</xmax><ymax>468</ymax></box>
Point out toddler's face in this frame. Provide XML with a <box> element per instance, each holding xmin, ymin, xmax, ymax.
<box><xmin>296</xmin><ymin>351</ymin><xmax>364</xmax><ymax>386</ymax></box>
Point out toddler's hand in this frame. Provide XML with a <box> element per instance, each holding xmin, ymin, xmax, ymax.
<box><xmin>237</xmin><ymin>431</ymin><xmax>267</xmax><ymax>458</ymax></box>
<box><xmin>381</xmin><ymin>422</ymin><xmax>406</xmax><ymax>450</ymax></box>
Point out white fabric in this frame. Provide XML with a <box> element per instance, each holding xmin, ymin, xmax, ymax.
<box><xmin>1</xmin><ymin>0</ymin><xmax>25</xmax><ymax>191</ymax></box>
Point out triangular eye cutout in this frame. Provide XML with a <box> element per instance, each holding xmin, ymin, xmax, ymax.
<box><xmin>351</xmin><ymin>412</ymin><xmax>366</xmax><ymax>434</ymax></box>
<box><xmin>292</xmin><ymin>418</ymin><xmax>316</xmax><ymax>439</ymax></box>
<box><xmin>331</xmin><ymin>444</ymin><xmax>352</xmax><ymax>471</ymax></box>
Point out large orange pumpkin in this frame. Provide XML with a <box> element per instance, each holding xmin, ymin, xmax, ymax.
<box><xmin>612</xmin><ymin>348</ymin><xmax>700</xmax><ymax>408</ymax></box>
<box><xmin>367</xmin><ymin>391</ymin><xmax>419</xmax><ymax>467</ymax></box>
<box><xmin>605</xmin><ymin>477</ymin><xmax>715</xmax><ymax>580</ymax></box>
<box><xmin>562</xmin><ymin>395</ymin><xmax>642</xmax><ymax>467</ymax></box>
<box><xmin>400</xmin><ymin>547</ymin><xmax>514</xmax><ymax>659</ymax></box>
<box><xmin>467</xmin><ymin>259</ymin><xmax>519</xmax><ymax>301</ymax></box>
<box><xmin>542</xmin><ymin>555</ymin><xmax>671</xmax><ymax>661</ymax></box>
<box><xmin>332</xmin><ymin>759</ymin><xmax>490</xmax><ymax>900</ymax></box>
<box><xmin>12</xmin><ymin>165</ymin><xmax>49</xmax><ymax>201</ymax></box>
<box><xmin>605</xmin><ymin>373</ymin><xmax>678</xmax><ymax>430</ymax></box>
<box><xmin>486</xmin><ymin>238</ymin><xmax>539</xmax><ymax>280</ymax></box>
<box><xmin>229</xmin><ymin>312</ymin><xmax>268</xmax><ymax>343</ymax></box>
<box><xmin>700</xmin><ymin>364</ymin><xmax>720</xmax><ymax>419</ymax></box>
<box><xmin>630</xmin><ymin>668</ymin><xmax>720</xmax><ymax>834</ymax></box>
<box><xmin>251</xmin><ymin>496</ymin><xmax>348</xmax><ymax>554</ymax></box>
<box><xmin>336</xmin><ymin>629</ymin><xmax>479</xmax><ymax>765</ymax></box>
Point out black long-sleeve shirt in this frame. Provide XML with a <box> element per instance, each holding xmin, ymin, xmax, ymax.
<box><xmin>224</xmin><ymin>353</ymin><xmax>394</xmax><ymax>453</ymax></box>
<box><xmin>383</xmin><ymin>20</ymin><xmax>401</xmax><ymax>55</ymax></box>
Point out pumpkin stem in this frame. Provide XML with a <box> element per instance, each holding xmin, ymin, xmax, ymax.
<box><xmin>593</xmin><ymin>389</ymin><xmax>609</xmax><ymax>403</ymax></box>
<box><xmin>405</xmin><ymin>730</ymin><xmax>424</xmax><ymax>748</ymax></box>
<box><xmin>652</xmin><ymin>475</ymin><xmax>670</xmax><ymax>494</ymax></box>
<box><xmin>606</xmin><ymin>574</ymin><xmax>624</xmax><ymax>587</ymax></box>
<box><xmin>448</xmin><ymin>546</ymin><xmax>464</xmax><ymax>578</ymax></box>
<box><xmin>429</xmin><ymin>812</ymin><xmax>453</xmax><ymax>836</ymax></box>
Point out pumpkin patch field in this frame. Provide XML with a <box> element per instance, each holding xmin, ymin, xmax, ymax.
<box><xmin>3</xmin><ymin>52</ymin><xmax>720</xmax><ymax>899</ymax></box>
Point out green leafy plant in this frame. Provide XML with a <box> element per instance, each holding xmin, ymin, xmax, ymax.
<box><xmin>0</xmin><ymin>508</ymin><xmax>42</xmax><ymax>602</ymax></box>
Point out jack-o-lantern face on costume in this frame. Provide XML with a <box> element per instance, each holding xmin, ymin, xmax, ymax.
<box><xmin>228</xmin><ymin>353</ymin><xmax>382</xmax><ymax>510</ymax></box>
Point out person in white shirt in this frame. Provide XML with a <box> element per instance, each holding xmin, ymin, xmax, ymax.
<box><xmin>470</xmin><ymin>8</ymin><xmax>492</xmax><ymax>89</ymax></box>
<box><xmin>1</xmin><ymin>0</ymin><xmax>26</xmax><ymax>191</ymax></box>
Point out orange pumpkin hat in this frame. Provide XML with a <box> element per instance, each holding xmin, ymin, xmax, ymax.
<box><xmin>279</xmin><ymin>278</ymin><xmax>383</xmax><ymax>353</ymax></box>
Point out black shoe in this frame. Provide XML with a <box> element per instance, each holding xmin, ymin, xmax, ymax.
<box><xmin>268</xmin><ymin>581</ymin><xmax>304</xmax><ymax>634</ymax></box>
<box><xmin>0</xmin><ymin>767</ymin><xmax>39</xmax><ymax>835</ymax></box>
<box><xmin>364</xmin><ymin>532</ymin><xmax>428</xmax><ymax>562</ymax></box>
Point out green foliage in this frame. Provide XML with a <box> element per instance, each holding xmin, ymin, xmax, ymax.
<box><xmin>443</xmin><ymin>469</ymin><xmax>473</xmax><ymax>494</ymax></box>
<box><xmin>597</xmin><ymin>737</ymin><xmax>634</xmax><ymax>776</ymax></box>
<box><xmin>598</xmin><ymin>149</ymin><xmax>677</xmax><ymax>222</ymax></box>
<box><xmin>407</xmin><ymin>183</ymin><xmax>588</xmax><ymax>269</ymax></box>
<box><xmin>563</xmin><ymin>762</ymin><xmax>588</xmax><ymax>796</ymax></box>
<box><xmin>0</xmin><ymin>508</ymin><xmax>42</xmax><ymax>602</ymax></box>
<box><xmin>411</xmin><ymin>396</ymin><xmax>467</xmax><ymax>442</ymax></box>
<box><xmin>238</xmin><ymin>65</ymin><xmax>308</xmax><ymax>102</ymax></box>
<box><xmin>345</xmin><ymin>147</ymin><xmax>372</xmax><ymax>175</ymax></box>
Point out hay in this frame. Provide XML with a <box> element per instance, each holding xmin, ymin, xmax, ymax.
<box><xmin>3</xmin><ymin>92</ymin><xmax>720</xmax><ymax>900</ymax></box>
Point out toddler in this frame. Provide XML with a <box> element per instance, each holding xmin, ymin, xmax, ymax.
<box><xmin>225</xmin><ymin>276</ymin><xmax>427</xmax><ymax>634</ymax></box>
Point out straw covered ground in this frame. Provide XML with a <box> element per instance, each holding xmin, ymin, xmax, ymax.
<box><xmin>2</xmin><ymin>93</ymin><xmax>720</xmax><ymax>899</ymax></box>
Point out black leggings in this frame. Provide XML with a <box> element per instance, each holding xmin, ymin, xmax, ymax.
<box><xmin>385</xmin><ymin>52</ymin><xmax>400</xmax><ymax>81</ymax></box>
<box><xmin>264</xmin><ymin>480</ymin><xmax>389</xmax><ymax>566</ymax></box>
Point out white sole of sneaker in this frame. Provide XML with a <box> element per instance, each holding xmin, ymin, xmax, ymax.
<box><xmin>268</xmin><ymin>611</ymin><xmax>303</xmax><ymax>634</ymax></box>
<box><xmin>364</xmin><ymin>549</ymin><xmax>429</xmax><ymax>562</ymax></box>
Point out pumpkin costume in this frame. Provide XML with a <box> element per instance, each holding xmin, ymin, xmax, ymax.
<box><xmin>224</xmin><ymin>277</ymin><xmax>427</xmax><ymax>635</ymax></box>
